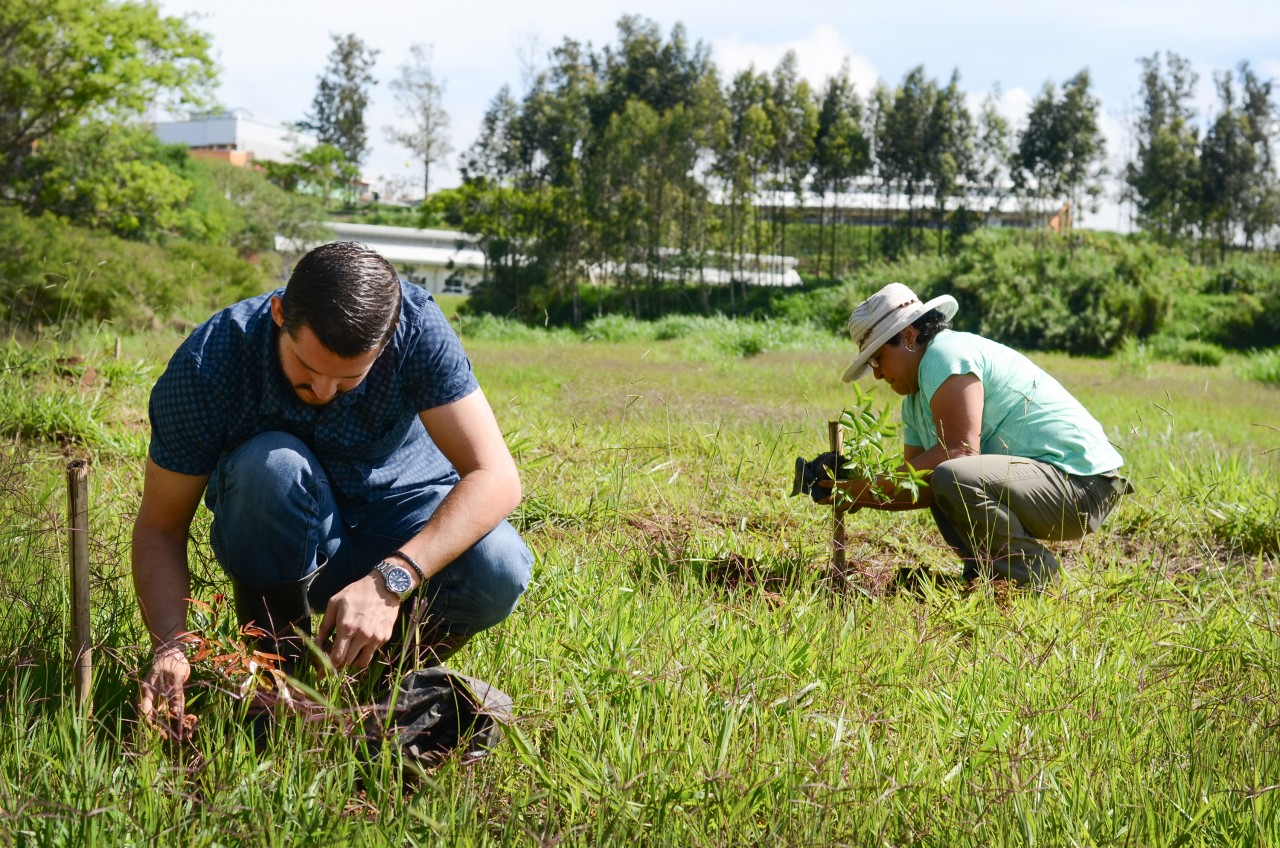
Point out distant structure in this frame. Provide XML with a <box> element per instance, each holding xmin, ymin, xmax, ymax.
<box><xmin>152</xmin><ymin>110</ymin><xmax>316</xmax><ymax>166</ymax></box>
<box><xmin>280</xmin><ymin>222</ymin><xmax>487</xmax><ymax>297</ymax></box>
<box><xmin>742</xmin><ymin>180</ymin><xmax>1072</xmax><ymax>231</ymax></box>
<box><xmin>281</xmin><ymin>222</ymin><xmax>803</xmax><ymax>297</ymax></box>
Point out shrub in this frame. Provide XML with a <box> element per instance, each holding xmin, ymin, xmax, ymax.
<box><xmin>948</xmin><ymin>230</ymin><xmax>1187</xmax><ymax>355</ymax></box>
<box><xmin>0</xmin><ymin>208</ymin><xmax>277</xmax><ymax>333</ymax></box>
<box><xmin>452</xmin><ymin>313</ymin><xmax>570</xmax><ymax>344</ymax></box>
<box><xmin>1147</xmin><ymin>336</ymin><xmax>1227</xmax><ymax>366</ymax></box>
<box><xmin>1237</xmin><ymin>348</ymin><xmax>1280</xmax><ymax>387</ymax></box>
<box><xmin>580</xmin><ymin>314</ymin><xmax>646</xmax><ymax>343</ymax></box>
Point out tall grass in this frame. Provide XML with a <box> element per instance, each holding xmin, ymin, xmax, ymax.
<box><xmin>0</xmin><ymin>326</ymin><xmax>1277</xmax><ymax>845</ymax></box>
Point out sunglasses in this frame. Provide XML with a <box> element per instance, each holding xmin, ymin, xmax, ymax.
<box><xmin>866</xmin><ymin>335</ymin><xmax>903</xmax><ymax>371</ymax></box>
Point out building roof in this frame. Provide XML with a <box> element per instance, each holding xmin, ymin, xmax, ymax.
<box><xmin>277</xmin><ymin>222</ymin><xmax>487</xmax><ymax>271</ymax></box>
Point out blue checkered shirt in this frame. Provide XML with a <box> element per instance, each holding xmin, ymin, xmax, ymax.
<box><xmin>147</xmin><ymin>282</ymin><xmax>478</xmax><ymax>525</ymax></box>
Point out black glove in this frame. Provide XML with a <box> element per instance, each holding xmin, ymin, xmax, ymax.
<box><xmin>790</xmin><ymin>451</ymin><xmax>849</xmax><ymax>502</ymax></box>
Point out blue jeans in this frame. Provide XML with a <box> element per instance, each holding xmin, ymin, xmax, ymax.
<box><xmin>207</xmin><ymin>432</ymin><xmax>532</xmax><ymax>638</ymax></box>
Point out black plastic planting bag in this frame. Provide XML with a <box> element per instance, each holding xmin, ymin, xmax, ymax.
<box><xmin>790</xmin><ymin>451</ymin><xmax>851</xmax><ymax>502</ymax></box>
<box><xmin>362</xmin><ymin>668</ymin><xmax>512</xmax><ymax>766</ymax></box>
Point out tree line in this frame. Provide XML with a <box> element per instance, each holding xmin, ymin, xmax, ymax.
<box><xmin>433</xmin><ymin>17</ymin><xmax>1278</xmax><ymax>323</ymax></box>
<box><xmin>1</xmin><ymin>5</ymin><xmax>1277</xmax><ymax>330</ymax></box>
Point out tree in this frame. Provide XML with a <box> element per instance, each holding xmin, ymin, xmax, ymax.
<box><xmin>384</xmin><ymin>43</ymin><xmax>453</xmax><ymax>197</ymax></box>
<box><xmin>1124</xmin><ymin>52</ymin><xmax>1200</xmax><ymax>243</ymax></box>
<box><xmin>297</xmin><ymin>143</ymin><xmax>360</xmax><ymax>209</ymax></box>
<box><xmin>1016</xmin><ymin>70</ymin><xmax>1107</xmax><ymax>232</ymax></box>
<box><xmin>764</xmin><ymin>52</ymin><xmax>818</xmax><ymax>280</ymax></box>
<box><xmin>298</xmin><ymin>33</ymin><xmax>379</xmax><ymax>167</ymax></box>
<box><xmin>0</xmin><ymin>0</ymin><xmax>214</xmax><ymax>188</ymax></box>
<box><xmin>1236</xmin><ymin>62</ymin><xmax>1280</xmax><ymax>248</ymax></box>
<box><xmin>878</xmin><ymin>66</ymin><xmax>939</xmax><ymax>254</ymax></box>
<box><xmin>18</xmin><ymin>121</ymin><xmax>195</xmax><ymax>239</ymax></box>
<box><xmin>972</xmin><ymin>87</ymin><xmax>1014</xmax><ymax>225</ymax></box>
<box><xmin>714</xmin><ymin>68</ymin><xmax>774</xmax><ymax>302</ymax></box>
<box><xmin>461</xmin><ymin>86</ymin><xmax>524</xmax><ymax>182</ymax></box>
<box><xmin>924</xmin><ymin>70</ymin><xmax>976</xmax><ymax>252</ymax></box>
<box><xmin>813</xmin><ymin>63</ymin><xmax>869</xmax><ymax>278</ymax></box>
<box><xmin>1199</xmin><ymin>64</ymin><xmax>1279</xmax><ymax>257</ymax></box>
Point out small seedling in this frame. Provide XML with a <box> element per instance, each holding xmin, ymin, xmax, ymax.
<box><xmin>830</xmin><ymin>383</ymin><xmax>931</xmax><ymax>510</ymax></box>
<box><xmin>179</xmin><ymin>595</ymin><xmax>293</xmax><ymax>707</ymax></box>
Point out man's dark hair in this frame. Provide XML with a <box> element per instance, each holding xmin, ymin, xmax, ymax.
<box><xmin>910</xmin><ymin>308</ymin><xmax>953</xmax><ymax>346</ymax></box>
<box><xmin>281</xmin><ymin>242</ymin><xmax>401</xmax><ymax>357</ymax></box>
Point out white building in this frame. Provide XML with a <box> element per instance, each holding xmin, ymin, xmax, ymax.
<box><xmin>285</xmin><ymin>222</ymin><xmax>487</xmax><ymax>297</ymax></box>
<box><xmin>152</xmin><ymin>111</ymin><xmax>316</xmax><ymax>165</ymax></box>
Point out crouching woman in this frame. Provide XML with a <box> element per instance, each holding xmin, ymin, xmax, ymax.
<box><xmin>826</xmin><ymin>283</ymin><xmax>1131</xmax><ymax>587</ymax></box>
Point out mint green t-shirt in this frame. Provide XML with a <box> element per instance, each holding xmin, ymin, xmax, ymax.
<box><xmin>900</xmin><ymin>331</ymin><xmax>1124</xmax><ymax>476</ymax></box>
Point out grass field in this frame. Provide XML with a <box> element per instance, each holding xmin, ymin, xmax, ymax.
<box><xmin>1</xmin><ymin>324</ymin><xmax>1278</xmax><ymax>846</ymax></box>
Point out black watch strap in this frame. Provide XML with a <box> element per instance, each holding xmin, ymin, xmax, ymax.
<box><xmin>385</xmin><ymin>550</ymin><xmax>426</xmax><ymax>587</ymax></box>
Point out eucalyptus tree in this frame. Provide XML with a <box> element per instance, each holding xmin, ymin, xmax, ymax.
<box><xmin>924</xmin><ymin>70</ymin><xmax>976</xmax><ymax>252</ymax></box>
<box><xmin>714</xmin><ymin>68</ymin><xmax>774</xmax><ymax>304</ymax></box>
<box><xmin>1015</xmin><ymin>70</ymin><xmax>1107</xmax><ymax>234</ymax></box>
<box><xmin>450</xmin><ymin>16</ymin><xmax>722</xmax><ymax>321</ymax></box>
<box><xmin>450</xmin><ymin>86</ymin><xmax>530</xmax><ymax>310</ymax></box>
<box><xmin>1199</xmin><ymin>64</ymin><xmax>1279</xmax><ymax>257</ymax></box>
<box><xmin>1236</xmin><ymin>62</ymin><xmax>1279</xmax><ymax>249</ymax></box>
<box><xmin>592</xmin><ymin>17</ymin><xmax>718</xmax><ymax>306</ymax></box>
<box><xmin>865</xmin><ymin>82</ymin><xmax>894</xmax><ymax>258</ymax></box>
<box><xmin>878</xmin><ymin>66</ymin><xmax>939</xmax><ymax>254</ymax></box>
<box><xmin>972</xmin><ymin>87</ymin><xmax>1014</xmax><ymax>226</ymax></box>
<box><xmin>298</xmin><ymin>33</ymin><xmax>379</xmax><ymax>169</ymax></box>
<box><xmin>813</xmin><ymin>63</ymin><xmax>870</xmax><ymax>278</ymax></box>
<box><xmin>764</xmin><ymin>51</ymin><xmax>818</xmax><ymax>279</ymax></box>
<box><xmin>515</xmin><ymin>38</ymin><xmax>597</xmax><ymax>321</ymax></box>
<box><xmin>384</xmin><ymin>43</ymin><xmax>452</xmax><ymax>197</ymax></box>
<box><xmin>1123</xmin><ymin>52</ymin><xmax>1200</xmax><ymax>244</ymax></box>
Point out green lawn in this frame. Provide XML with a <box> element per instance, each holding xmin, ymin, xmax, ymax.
<box><xmin>1</xmin><ymin>328</ymin><xmax>1277</xmax><ymax>845</ymax></box>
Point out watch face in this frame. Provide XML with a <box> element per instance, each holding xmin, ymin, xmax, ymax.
<box><xmin>380</xmin><ymin>563</ymin><xmax>413</xmax><ymax>597</ymax></box>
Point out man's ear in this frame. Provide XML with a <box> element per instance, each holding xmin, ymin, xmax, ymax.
<box><xmin>270</xmin><ymin>296</ymin><xmax>285</xmax><ymax>329</ymax></box>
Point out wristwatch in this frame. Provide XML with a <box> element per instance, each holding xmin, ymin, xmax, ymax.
<box><xmin>373</xmin><ymin>559</ymin><xmax>415</xmax><ymax>601</ymax></box>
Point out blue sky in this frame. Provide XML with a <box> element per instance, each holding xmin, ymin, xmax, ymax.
<box><xmin>157</xmin><ymin>1</ymin><xmax>1279</xmax><ymax>229</ymax></box>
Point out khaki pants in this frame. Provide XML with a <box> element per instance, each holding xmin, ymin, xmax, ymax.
<box><xmin>929</xmin><ymin>455</ymin><xmax>1131</xmax><ymax>587</ymax></box>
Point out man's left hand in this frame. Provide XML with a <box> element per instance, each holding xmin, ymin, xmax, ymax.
<box><xmin>317</xmin><ymin>575</ymin><xmax>401</xmax><ymax>671</ymax></box>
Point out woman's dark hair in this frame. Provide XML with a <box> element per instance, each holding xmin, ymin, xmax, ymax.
<box><xmin>281</xmin><ymin>241</ymin><xmax>401</xmax><ymax>357</ymax></box>
<box><xmin>909</xmin><ymin>308</ymin><xmax>953</xmax><ymax>346</ymax></box>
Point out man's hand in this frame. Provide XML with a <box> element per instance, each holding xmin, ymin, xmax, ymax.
<box><xmin>139</xmin><ymin>645</ymin><xmax>192</xmax><ymax>739</ymax></box>
<box><xmin>317</xmin><ymin>574</ymin><xmax>401</xmax><ymax>671</ymax></box>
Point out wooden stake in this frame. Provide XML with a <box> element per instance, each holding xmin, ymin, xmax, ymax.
<box><xmin>828</xmin><ymin>420</ymin><xmax>847</xmax><ymax>584</ymax></box>
<box><xmin>67</xmin><ymin>460</ymin><xmax>92</xmax><ymax>713</ymax></box>
<box><xmin>113</xmin><ymin>337</ymin><xmax>121</xmax><ymax>360</ymax></box>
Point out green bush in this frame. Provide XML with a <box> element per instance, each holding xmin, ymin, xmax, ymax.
<box><xmin>452</xmin><ymin>313</ymin><xmax>571</xmax><ymax>344</ymax></box>
<box><xmin>1237</xmin><ymin>348</ymin><xmax>1280</xmax><ymax>386</ymax></box>
<box><xmin>948</xmin><ymin>230</ymin><xmax>1188</xmax><ymax>355</ymax></box>
<box><xmin>0</xmin><ymin>207</ymin><xmax>276</xmax><ymax>332</ymax></box>
<box><xmin>580</xmin><ymin>314</ymin><xmax>647</xmax><ymax>343</ymax></box>
<box><xmin>1147</xmin><ymin>336</ymin><xmax>1227</xmax><ymax>366</ymax></box>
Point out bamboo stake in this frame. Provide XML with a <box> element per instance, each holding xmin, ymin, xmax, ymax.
<box><xmin>828</xmin><ymin>420</ymin><xmax>847</xmax><ymax>584</ymax></box>
<box><xmin>67</xmin><ymin>460</ymin><xmax>92</xmax><ymax>713</ymax></box>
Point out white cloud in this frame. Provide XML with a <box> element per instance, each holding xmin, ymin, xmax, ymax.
<box><xmin>711</xmin><ymin>24</ymin><xmax>878</xmax><ymax>95</ymax></box>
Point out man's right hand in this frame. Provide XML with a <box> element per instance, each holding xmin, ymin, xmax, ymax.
<box><xmin>139</xmin><ymin>645</ymin><xmax>192</xmax><ymax>740</ymax></box>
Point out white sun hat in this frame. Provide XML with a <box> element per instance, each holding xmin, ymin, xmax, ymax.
<box><xmin>841</xmin><ymin>283</ymin><xmax>959</xmax><ymax>382</ymax></box>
